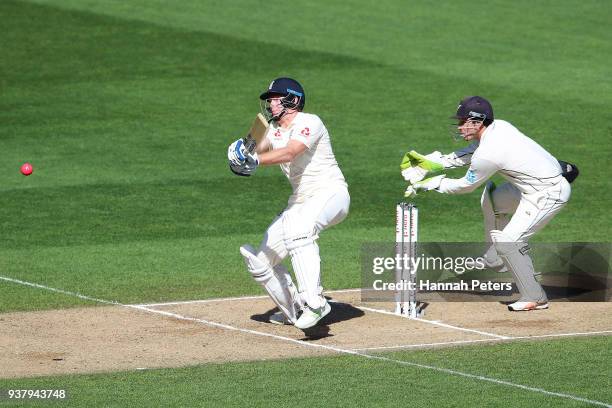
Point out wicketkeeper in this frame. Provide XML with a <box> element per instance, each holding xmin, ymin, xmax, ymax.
<box><xmin>401</xmin><ymin>96</ymin><xmax>578</xmax><ymax>311</ymax></box>
<box><xmin>227</xmin><ymin>78</ymin><xmax>350</xmax><ymax>329</ymax></box>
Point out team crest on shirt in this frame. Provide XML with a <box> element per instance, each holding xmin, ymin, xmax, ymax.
<box><xmin>274</xmin><ymin>129</ymin><xmax>282</xmax><ymax>138</ymax></box>
<box><xmin>300</xmin><ymin>127</ymin><xmax>310</xmax><ymax>137</ymax></box>
<box><xmin>466</xmin><ymin>169</ymin><xmax>476</xmax><ymax>183</ymax></box>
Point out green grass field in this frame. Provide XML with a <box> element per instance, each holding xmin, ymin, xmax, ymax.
<box><xmin>1</xmin><ymin>0</ymin><xmax>610</xmax><ymax>406</ymax></box>
<box><xmin>0</xmin><ymin>337</ymin><xmax>610</xmax><ymax>407</ymax></box>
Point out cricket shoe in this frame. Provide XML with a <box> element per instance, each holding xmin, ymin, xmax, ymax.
<box><xmin>294</xmin><ymin>302</ymin><xmax>331</xmax><ymax>330</ymax></box>
<box><xmin>269</xmin><ymin>311</ymin><xmax>293</xmax><ymax>325</ymax></box>
<box><xmin>507</xmin><ymin>301</ymin><xmax>549</xmax><ymax>311</ymax></box>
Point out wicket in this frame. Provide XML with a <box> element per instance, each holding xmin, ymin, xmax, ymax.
<box><xmin>395</xmin><ymin>202</ymin><xmax>422</xmax><ymax>317</ymax></box>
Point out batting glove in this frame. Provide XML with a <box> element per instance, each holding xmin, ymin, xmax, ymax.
<box><xmin>404</xmin><ymin>175</ymin><xmax>446</xmax><ymax>198</ymax></box>
<box><xmin>228</xmin><ymin>139</ymin><xmax>248</xmax><ymax>166</ymax></box>
<box><xmin>229</xmin><ymin>151</ymin><xmax>259</xmax><ymax>177</ymax></box>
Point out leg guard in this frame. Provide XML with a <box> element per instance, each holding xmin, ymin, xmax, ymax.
<box><xmin>240</xmin><ymin>245</ymin><xmax>298</xmax><ymax>323</ymax></box>
<box><xmin>282</xmin><ymin>211</ymin><xmax>325</xmax><ymax>310</ymax></box>
<box><xmin>490</xmin><ymin>230</ymin><xmax>547</xmax><ymax>303</ymax></box>
<box><xmin>481</xmin><ymin>182</ymin><xmax>510</xmax><ymax>270</ymax></box>
<box><xmin>273</xmin><ymin>264</ymin><xmax>304</xmax><ymax>309</ymax></box>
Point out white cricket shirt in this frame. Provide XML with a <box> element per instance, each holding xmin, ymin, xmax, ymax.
<box><xmin>266</xmin><ymin>112</ymin><xmax>347</xmax><ymax>202</ymax></box>
<box><xmin>438</xmin><ymin>120</ymin><xmax>564</xmax><ymax>194</ymax></box>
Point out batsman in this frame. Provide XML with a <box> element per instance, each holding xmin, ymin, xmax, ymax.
<box><xmin>401</xmin><ymin>96</ymin><xmax>578</xmax><ymax>311</ymax></box>
<box><xmin>227</xmin><ymin>78</ymin><xmax>350</xmax><ymax>329</ymax></box>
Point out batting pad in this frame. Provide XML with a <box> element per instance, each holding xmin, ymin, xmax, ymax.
<box><xmin>282</xmin><ymin>212</ymin><xmax>325</xmax><ymax>310</ymax></box>
<box><xmin>240</xmin><ymin>245</ymin><xmax>298</xmax><ymax>322</ymax></box>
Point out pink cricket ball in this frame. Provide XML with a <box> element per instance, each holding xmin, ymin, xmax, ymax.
<box><xmin>20</xmin><ymin>163</ymin><xmax>33</xmax><ymax>176</ymax></box>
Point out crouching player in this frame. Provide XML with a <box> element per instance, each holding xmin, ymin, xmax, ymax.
<box><xmin>401</xmin><ymin>96</ymin><xmax>578</xmax><ymax>311</ymax></box>
<box><xmin>227</xmin><ymin>78</ymin><xmax>350</xmax><ymax>328</ymax></box>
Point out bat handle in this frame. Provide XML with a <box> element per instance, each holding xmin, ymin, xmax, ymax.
<box><xmin>243</xmin><ymin>135</ymin><xmax>256</xmax><ymax>154</ymax></box>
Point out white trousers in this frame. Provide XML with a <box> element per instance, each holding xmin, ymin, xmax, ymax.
<box><xmin>257</xmin><ymin>186</ymin><xmax>350</xmax><ymax>307</ymax></box>
<box><xmin>483</xmin><ymin>179</ymin><xmax>571</xmax><ymax>302</ymax></box>
<box><xmin>484</xmin><ymin>179</ymin><xmax>571</xmax><ymax>243</ymax></box>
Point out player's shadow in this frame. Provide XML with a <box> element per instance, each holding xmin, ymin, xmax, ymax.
<box><xmin>250</xmin><ymin>299</ymin><xmax>365</xmax><ymax>340</ymax></box>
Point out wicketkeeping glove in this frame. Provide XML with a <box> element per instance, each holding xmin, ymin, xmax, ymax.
<box><xmin>404</xmin><ymin>175</ymin><xmax>446</xmax><ymax>198</ymax></box>
<box><xmin>400</xmin><ymin>150</ymin><xmax>445</xmax><ymax>184</ymax></box>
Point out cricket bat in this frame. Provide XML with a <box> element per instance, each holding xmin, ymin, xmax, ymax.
<box><xmin>243</xmin><ymin>113</ymin><xmax>269</xmax><ymax>153</ymax></box>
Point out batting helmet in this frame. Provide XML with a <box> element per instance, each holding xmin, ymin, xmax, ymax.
<box><xmin>259</xmin><ymin>77</ymin><xmax>305</xmax><ymax>111</ymax></box>
<box><xmin>452</xmin><ymin>96</ymin><xmax>494</xmax><ymax>126</ymax></box>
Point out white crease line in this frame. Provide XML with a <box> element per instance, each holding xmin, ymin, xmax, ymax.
<box><xmin>0</xmin><ymin>276</ymin><xmax>120</xmax><ymax>306</ymax></box>
<box><xmin>326</xmin><ymin>288</ymin><xmax>362</xmax><ymax>294</ymax></box>
<box><xmin>2</xmin><ymin>275</ymin><xmax>611</xmax><ymax>408</ymax></box>
<box><xmin>355</xmin><ymin>338</ymin><xmax>500</xmax><ymax>351</ymax></box>
<box><xmin>135</xmin><ymin>295</ymin><xmax>268</xmax><ymax>307</ymax></box>
<box><xmin>354</xmin><ymin>304</ymin><xmax>512</xmax><ymax>340</ymax></box>
<box><xmin>354</xmin><ymin>330</ymin><xmax>612</xmax><ymax>351</ymax></box>
<box><xmin>129</xmin><ymin>304</ymin><xmax>343</xmax><ymax>350</ymax></box>
<box><xmin>514</xmin><ymin>330</ymin><xmax>612</xmax><ymax>339</ymax></box>
<box><xmin>360</xmin><ymin>353</ymin><xmax>612</xmax><ymax>408</ymax></box>
<box><xmin>133</xmin><ymin>288</ymin><xmax>362</xmax><ymax>307</ymax></box>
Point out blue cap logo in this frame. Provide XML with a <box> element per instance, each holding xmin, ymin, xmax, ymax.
<box><xmin>287</xmin><ymin>88</ymin><xmax>303</xmax><ymax>97</ymax></box>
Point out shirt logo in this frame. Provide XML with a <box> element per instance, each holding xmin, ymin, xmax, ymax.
<box><xmin>274</xmin><ymin>129</ymin><xmax>282</xmax><ymax>138</ymax></box>
<box><xmin>300</xmin><ymin>127</ymin><xmax>310</xmax><ymax>137</ymax></box>
<box><xmin>466</xmin><ymin>169</ymin><xmax>477</xmax><ymax>183</ymax></box>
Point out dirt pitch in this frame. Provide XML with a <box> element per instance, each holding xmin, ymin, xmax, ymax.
<box><xmin>1</xmin><ymin>291</ymin><xmax>610</xmax><ymax>378</ymax></box>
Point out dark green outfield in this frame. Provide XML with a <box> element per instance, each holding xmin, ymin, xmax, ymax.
<box><xmin>1</xmin><ymin>2</ymin><xmax>610</xmax><ymax>406</ymax></box>
<box><xmin>0</xmin><ymin>336</ymin><xmax>609</xmax><ymax>407</ymax></box>
<box><xmin>1</xmin><ymin>0</ymin><xmax>610</xmax><ymax>310</ymax></box>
